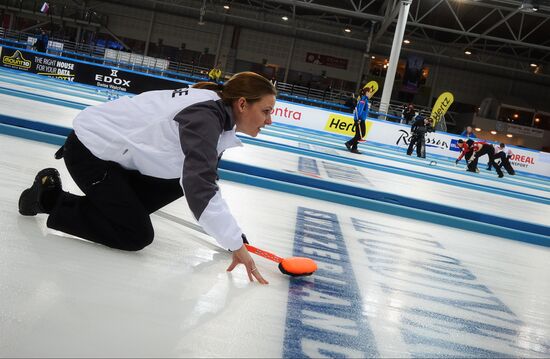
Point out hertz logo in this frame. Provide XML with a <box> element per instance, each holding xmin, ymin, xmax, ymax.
<box><xmin>324</xmin><ymin>114</ymin><xmax>372</xmax><ymax>137</ymax></box>
<box><xmin>2</xmin><ymin>50</ymin><xmax>32</xmax><ymax>69</ymax></box>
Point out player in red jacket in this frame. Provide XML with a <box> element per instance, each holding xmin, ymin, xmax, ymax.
<box><xmin>455</xmin><ymin>139</ymin><xmax>475</xmax><ymax>170</ymax></box>
<box><xmin>457</xmin><ymin>139</ymin><xmax>504</xmax><ymax>177</ymax></box>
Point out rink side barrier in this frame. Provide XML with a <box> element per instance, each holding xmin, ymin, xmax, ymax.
<box><xmin>0</xmin><ymin>64</ymin><xmax>129</xmax><ymax>100</ymax></box>
<box><xmin>269</xmin><ymin>102</ymin><xmax>550</xmax><ymax>179</ymax></box>
<box><xmin>1</xmin><ymin>121</ymin><xmax>548</xmax><ymax>248</ymax></box>
<box><xmin>0</xmin><ymin>44</ymin><xmax>191</xmax><ymax>94</ymax></box>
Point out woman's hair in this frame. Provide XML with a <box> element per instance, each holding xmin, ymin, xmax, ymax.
<box><xmin>192</xmin><ymin>71</ymin><xmax>276</xmax><ymax>104</ymax></box>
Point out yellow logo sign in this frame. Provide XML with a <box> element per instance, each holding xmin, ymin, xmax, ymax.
<box><xmin>362</xmin><ymin>80</ymin><xmax>379</xmax><ymax>95</ymax></box>
<box><xmin>324</xmin><ymin>114</ymin><xmax>373</xmax><ymax>138</ymax></box>
<box><xmin>431</xmin><ymin>92</ymin><xmax>454</xmax><ymax>125</ymax></box>
<box><xmin>2</xmin><ymin>50</ymin><xmax>31</xmax><ymax>69</ymax></box>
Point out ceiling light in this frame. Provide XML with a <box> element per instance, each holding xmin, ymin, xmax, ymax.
<box><xmin>371</xmin><ymin>56</ymin><xmax>375</xmax><ymax>59</ymax></box>
<box><xmin>474</xmin><ymin>127</ymin><xmax>481</xmax><ymax>132</ymax></box>
<box><xmin>344</xmin><ymin>27</ymin><xmax>352</xmax><ymax>33</ymax></box>
<box><xmin>519</xmin><ymin>0</ymin><xmax>538</xmax><ymax>12</ymax></box>
<box><xmin>513</xmin><ymin>113</ymin><xmax>519</xmax><ymax>118</ymax></box>
<box><xmin>464</xmin><ymin>50</ymin><xmax>472</xmax><ymax>55</ymax></box>
<box><xmin>530</xmin><ymin>63</ymin><xmax>538</xmax><ymax>67</ymax></box>
<box><xmin>281</xmin><ymin>16</ymin><xmax>289</xmax><ymax>21</ymax></box>
<box><xmin>535</xmin><ymin>118</ymin><xmax>540</xmax><ymax>122</ymax></box>
<box><xmin>490</xmin><ymin>130</ymin><xmax>497</xmax><ymax>135</ymax></box>
<box><xmin>223</xmin><ymin>4</ymin><xmax>230</xmax><ymax>10</ymax></box>
<box><xmin>403</xmin><ymin>39</ymin><xmax>410</xmax><ymax>44</ymax></box>
<box><xmin>506</xmin><ymin>134</ymin><xmax>513</xmax><ymax>138</ymax></box>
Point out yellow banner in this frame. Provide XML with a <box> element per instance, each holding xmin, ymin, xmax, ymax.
<box><xmin>363</xmin><ymin>80</ymin><xmax>379</xmax><ymax>95</ymax></box>
<box><xmin>430</xmin><ymin>92</ymin><xmax>454</xmax><ymax>125</ymax></box>
<box><xmin>324</xmin><ymin>114</ymin><xmax>373</xmax><ymax>138</ymax></box>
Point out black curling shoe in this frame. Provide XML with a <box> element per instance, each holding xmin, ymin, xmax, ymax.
<box><xmin>345</xmin><ymin>142</ymin><xmax>352</xmax><ymax>151</ymax></box>
<box><xmin>18</xmin><ymin>168</ymin><xmax>62</xmax><ymax>216</ymax></box>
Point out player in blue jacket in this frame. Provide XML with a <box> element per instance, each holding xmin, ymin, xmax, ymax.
<box><xmin>345</xmin><ymin>87</ymin><xmax>372</xmax><ymax>154</ymax></box>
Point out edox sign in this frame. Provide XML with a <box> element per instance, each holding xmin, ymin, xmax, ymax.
<box><xmin>95</xmin><ymin>69</ymin><xmax>131</xmax><ymax>89</ymax></box>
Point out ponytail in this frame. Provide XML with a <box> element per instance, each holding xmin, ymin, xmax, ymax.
<box><xmin>192</xmin><ymin>81</ymin><xmax>224</xmax><ymax>92</ymax></box>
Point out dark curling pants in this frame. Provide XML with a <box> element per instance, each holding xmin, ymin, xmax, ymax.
<box><xmin>47</xmin><ymin>131</ymin><xmax>184</xmax><ymax>251</ymax></box>
<box><xmin>406</xmin><ymin>133</ymin><xmax>425</xmax><ymax>158</ymax></box>
<box><xmin>487</xmin><ymin>152</ymin><xmax>515</xmax><ymax>174</ymax></box>
<box><xmin>468</xmin><ymin>145</ymin><xmax>503</xmax><ymax>177</ymax></box>
<box><xmin>346</xmin><ymin>121</ymin><xmax>366</xmax><ymax>150</ymax></box>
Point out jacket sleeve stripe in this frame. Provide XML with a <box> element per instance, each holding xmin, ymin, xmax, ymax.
<box><xmin>175</xmin><ymin>100</ymin><xmax>243</xmax><ymax>250</ymax></box>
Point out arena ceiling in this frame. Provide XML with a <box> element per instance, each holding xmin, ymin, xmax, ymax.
<box><xmin>102</xmin><ymin>0</ymin><xmax>550</xmax><ymax>80</ymax></box>
<box><xmin>18</xmin><ymin>0</ymin><xmax>550</xmax><ymax>81</ymax></box>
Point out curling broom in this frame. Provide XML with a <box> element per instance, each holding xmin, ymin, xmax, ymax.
<box><xmin>156</xmin><ymin>211</ymin><xmax>317</xmax><ymax>277</ymax></box>
<box><xmin>244</xmin><ymin>244</ymin><xmax>317</xmax><ymax>277</ymax></box>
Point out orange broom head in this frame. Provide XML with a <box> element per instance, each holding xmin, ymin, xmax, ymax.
<box><xmin>278</xmin><ymin>257</ymin><xmax>318</xmax><ymax>277</ymax></box>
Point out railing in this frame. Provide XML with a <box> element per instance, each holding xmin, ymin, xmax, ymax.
<box><xmin>104</xmin><ymin>49</ymin><xmax>169</xmax><ymax>71</ymax></box>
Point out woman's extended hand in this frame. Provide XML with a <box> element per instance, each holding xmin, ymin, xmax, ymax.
<box><xmin>226</xmin><ymin>245</ymin><xmax>269</xmax><ymax>284</ymax></box>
